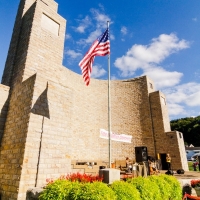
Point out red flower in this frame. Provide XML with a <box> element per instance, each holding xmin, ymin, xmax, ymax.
<box><xmin>45</xmin><ymin>172</ymin><xmax>103</xmax><ymax>186</ymax></box>
<box><xmin>60</xmin><ymin>172</ymin><xmax>103</xmax><ymax>183</ymax></box>
<box><xmin>191</xmin><ymin>179</ymin><xmax>200</xmax><ymax>188</ymax></box>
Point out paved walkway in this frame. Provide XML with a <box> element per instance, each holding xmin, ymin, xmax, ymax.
<box><xmin>160</xmin><ymin>170</ymin><xmax>200</xmax><ymax>179</ymax></box>
<box><xmin>160</xmin><ymin>170</ymin><xmax>200</xmax><ymax>196</ymax></box>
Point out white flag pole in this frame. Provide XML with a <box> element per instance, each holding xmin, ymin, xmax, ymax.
<box><xmin>107</xmin><ymin>21</ymin><xmax>111</xmax><ymax>168</ymax></box>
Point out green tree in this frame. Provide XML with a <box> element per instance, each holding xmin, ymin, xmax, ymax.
<box><xmin>170</xmin><ymin>116</ymin><xmax>200</xmax><ymax>146</ymax></box>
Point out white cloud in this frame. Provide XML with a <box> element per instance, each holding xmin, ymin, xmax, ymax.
<box><xmin>114</xmin><ymin>33</ymin><xmax>189</xmax><ymax>88</ymax></box>
<box><xmin>65</xmin><ymin>50</ymin><xmax>82</xmax><ymax>59</ymax></box>
<box><xmin>121</xmin><ymin>26</ymin><xmax>127</xmax><ymax>35</ymax></box>
<box><xmin>164</xmin><ymin>82</ymin><xmax>200</xmax><ymax>106</ymax></box>
<box><xmin>113</xmin><ymin>33</ymin><xmax>195</xmax><ymax>118</ymax></box>
<box><xmin>194</xmin><ymin>70</ymin><xmax>200</xmax><ymax>78</ymax></box>
<box><xmin>163</xmin><ymin>82</ymin><xmax>200</xmax><ymax>117</ymax></box>
<box><xmin>126</xmin><ymin>34</ymin><xmax>189</xmax><ymax>64</ymax></box>
<box><xmin>77</xmin><ymin>9</ymin><xmax>111</xmax><ymax>46</ymax></box>
<box><xmin>91</xmin><ymin>65</ymin><xmax>106</xmax><ymax>78</ymax></box>
<box><xmin>75</xmin><ymin>16</ymin><xmax>91</xmax><ymax>33</ymax></box>
<box><xmin>65</xmin><ymin>34</ymin><xmax>71</xmax><ymax>40</ymax></box>
<box><xmin>185</xmin><ymin>91</ymin><xmax>200</xmax><ymax>106</ymax></box>
<box><xmin>167</xmin><ymin>103</ymin><xmax>186</xmax><ymax>116</ymax></box>
<box><xmin>192</xmin><ymin>17</ymin><xmax>197</xmax><ymax>22</ymax></box>
<box><xmin>110</xmin><ymin>34</ymin><xmax>115</xmax><ymax>41</ymax></box>
<box><xmin>76</xmin><ymin>26</ymin><xmax>86</xmax><ymax>33</ymax></box>
<box><xmin>143</xmin><ymin>66</ymin><xmax>183</xmax><ymax>88</ymax></box>
<box><xmin>90</xmin><ymin>8</ymin><xmax>111</xmax><ymax>29</ymax></box>
<box><xmin>85</xmin><ymin>29</ymin><xmax>103</xmax><ymax>44</ymax></box>
<box><xmin>77</xmin><ymin>29</ymin><xmax>102</xmax><ymax>46</ymax></box>
<box><xmin>111</xmin><ymin>75</ymin><xmax>117</xmax><ymax>80</ymax></box>
<box><xmin>98</xmin><ymin>4</ymin><xmax>104</xmax><ymax>11</ymax></box>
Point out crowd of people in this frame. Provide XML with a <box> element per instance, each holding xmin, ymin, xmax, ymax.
<box><xmin>125</xmin><ymin>155</ymin><xmax>160</xmax><ymax>175</ymax></box>
<box><xmin>124</xmin><ymin>153</ymin><xmax>175</xmax><ymax>175</ymax></box>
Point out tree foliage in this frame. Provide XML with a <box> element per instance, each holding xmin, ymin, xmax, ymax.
<box><xmin>170</xmin><ymin>116</ymin><xmax>200</xmax><ymax>146</ymax></box>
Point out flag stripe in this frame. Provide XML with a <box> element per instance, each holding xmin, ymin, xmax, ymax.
<box><xmin>79</xmin><ymin>41</ymin><xmax>110</xmax><ymax>68</ymax></box>
<box><xmin>79</xmin><ymin>29</ymin><xmax>110</xmax><ymax>86</ymax></box>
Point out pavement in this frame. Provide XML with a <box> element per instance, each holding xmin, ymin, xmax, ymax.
<box><xmin>160</xmin><ymin>170</ymin><xmax>200</xmax><ymax>196</ymax></box>
<box><xmin>160</xmin><ymin>170</ymin><xmax>200</xmax><ymax>183</ymax></box>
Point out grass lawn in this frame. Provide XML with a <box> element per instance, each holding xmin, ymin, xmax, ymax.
<box><xmin>188</xmin><ymin>161</ymin><xmax>200</xmax><ymax>171</ymax></box>
<box><xmin>188</xmin><ymin>161</ymin><xmax>193</xmax><ymax>171</ymax></box>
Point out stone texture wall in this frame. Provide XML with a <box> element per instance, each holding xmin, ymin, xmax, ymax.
<box><xmin>0</xmin><ymin>0</ymin><xmax>187</xmax><ymax>199</ymax></box>
<box><xmin>149</xmin><ymin>91</ymin><xmax>171</xmax><ymax>154</ymax></box>
<box><xmin>0</xmin><ymin>75</ymin><xmax>36</xmax><ymax>199</ymax></box>
<box><xmin>149</xmin><ymin>91</ymin><xmax>188</xmax><ymax>170</ymax></box>
<box><xmin>0</xmin><ymin>85</ymin><xmax>9</xmax><ymax>143</ymax></box>
<box><xmin>1</xmin><ymin>0</ymin><xmax>35</xmax><ymax>86</ymax></box>
<box><xmin>2</xmin><ymin>0</ymin><xmax>65</xmax><ymax>88</ymax></box>
<box><xmin>21</xmin><ymin>0</ymin><xmax>66</xmax><ymax>83</ymax></box>
<box><xmin>0</xmin><ymin>73</ymin><xmax>160</xmax><ymax>199</ymax></box>
<box><xmin>166</xmin><ymin>131</ymin><xmax>188</xmax><ymax>171</ymax></box>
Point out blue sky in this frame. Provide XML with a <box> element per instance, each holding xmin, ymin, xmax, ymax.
<box><xmin>1</xmin><ymin>0</ymin><xmax>200</xmax><ymax>120</ymax></box>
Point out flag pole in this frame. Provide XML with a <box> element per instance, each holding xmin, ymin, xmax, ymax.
<box><xmin>107</xmin><ymin>21</ymin><xmax>111</xmax><ymax>168</ymax></box>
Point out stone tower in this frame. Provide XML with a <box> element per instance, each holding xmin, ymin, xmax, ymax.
<box><xmin>0</xmin><ymin>0</ymin><xmax>188</xmax><ymax>199</ymax></box>
<box><xmin>0</xmin><ymin>0</ymin><xmax>67</xmax><ymax>199</ymax></box>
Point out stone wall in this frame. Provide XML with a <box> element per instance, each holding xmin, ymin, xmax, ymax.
<box><xmin>149</xmin><ymin>91</ymin><xmax>171</xmax><ymax>154</ymax></box>
<box><xmin>0</xmin><ymin>0</ymin><xmax>188</xmax><ymax>199</ymax></box>
<box><xmin>1</xmin><ymin>0</ymin><xmax>36</xmax><ymax>86</ymax></box>
<box><xmin>1</xmin><ymin>70</ymin><xmax>165</xmax><ymax>199</ymax></box>
<box><xmin>149</xmin><ymin>91</ymin><xmax>188</xmax><ymax>171</ymax></box>
<box><xmin>0</xmin><ymin>85</ymin><xmax>9</xmax><ymax>143</ymax></box>
<box><xmin>0</xmin><ymin>75</ymin><xmax>36</xmax><ymax>199</ymax></box>
<box><xmin>166</xmin><ymin>131</ymin><xmax>188</xmax><ymax>171</ymax></box>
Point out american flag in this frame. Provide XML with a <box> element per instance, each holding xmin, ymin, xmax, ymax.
<box><xmin>79</xmin><ymin>29</ymin><xmax>110</xmax><ymax>86</ymax></box>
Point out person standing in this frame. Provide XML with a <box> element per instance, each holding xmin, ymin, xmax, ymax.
<box><xmin>198</xmin><ymin>156</ymin><xmax>200</xmax><ymax>171</ymax></box>
<box><xmin>166</xmin><ymin>153</ymin><xmax>171</xmax><ymax>171</ymax></box>
<box><xmin>125</xmin><ymin>157</ymin><xmax>132</xmax><ymax>172</ymax></box>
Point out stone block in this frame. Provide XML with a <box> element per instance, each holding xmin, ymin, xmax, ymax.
<box><xmin>99</xmin><ymin>168</ymin><xmax>120</xmax><ymax>184</ymax></box>
<box><xmin>26</xmin><ymin>187</ymin><xmax>43</xmax><ymax>200</ymax></box>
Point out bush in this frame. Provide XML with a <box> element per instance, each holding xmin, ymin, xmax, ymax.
<box><xmin>69</xmin><ymin>181</ymin><xmax>116</xmax><ymax>200</ymax></box>
<box><xmin>127</xmin><ymin>176</ymin><xmax>161</xmax><ymax>200</ymax></box>
<box><xmin>40</xmin><ymin>173</ymin><xmax>182</xmax><ymax>200</ymax></box>
<box><xmin>159</xmin><ymin>174</ymin><xmax>182</xmax><ymax>200</ymax></box>
<box><xmin>39</xmin><ymin>179</ymin><xmax>74</xmax><ymax>200</ymax></box>
<box><xmin>148</xmin><ymin>175</ymin><xmax>171</xmax><ymax>200</ymax></box>
<box><xmin>110</xmin><ymin>180</ymin><xmax>141</xmax><ymax>200</ymax></box>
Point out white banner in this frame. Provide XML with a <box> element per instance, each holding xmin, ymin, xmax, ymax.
<box><xmin>100</xmin><ymin>129</ymin><xmax>132</xmax><ymax>143</ymax></box>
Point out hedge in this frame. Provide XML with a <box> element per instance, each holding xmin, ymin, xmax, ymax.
<box><xmin>39</xmin><ymin>173</ymin><xmax>182</xmax><ymax>200</ymax></box>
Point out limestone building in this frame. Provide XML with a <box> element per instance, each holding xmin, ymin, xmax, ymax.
<box><xmin>0</xmin><ymin>0</ymin><xmax>188</xmax><ymax>199</ymax></box>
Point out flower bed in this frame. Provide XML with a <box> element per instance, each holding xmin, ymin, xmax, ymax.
<box><xmin>191</xmin><ymin>180</ymin><xmax>200</xmax><ymax>197</ymax></box>
<box><xmin>191</xmin><ymin>180</ymin><xmax>200</xmax><ymax>188</ymax></box>
<box><xmin>38</xmin><ymin>173</ymin><xmax>182</xmax><ymax>200</ymax></box>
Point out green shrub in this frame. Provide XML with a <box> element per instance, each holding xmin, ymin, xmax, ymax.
<box><xmin>69</xmin><ymin>181</ymin><xmax>116</xmax><ymax>200</ymax></box>
<box><xmin>147</xmin><ymin>175</ymin><xmax>171</xmax><ymax>200</ymax></box>
<box><xmin>39</xmin><ymin>179</ymin><xmax>74</xmax><ymax>200</ymax></box>
<box><xmin>110</xmin><ymin>180</ymin><xmax>141</xmax><ymax>200</ymax></box>
<box><xmin>159</xmin><ymin>174</ymin><xmax>182</xmax><ymax>200</ymax></box>
<box><xmin>39</xmin><ymin>174</ymin><xmax>182</xmax><ymax>200</ymax></box>
<box><xmin>127</xmin><ymin>176</ymin><xmax>162</xmax><ymax>200</ymax></box>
